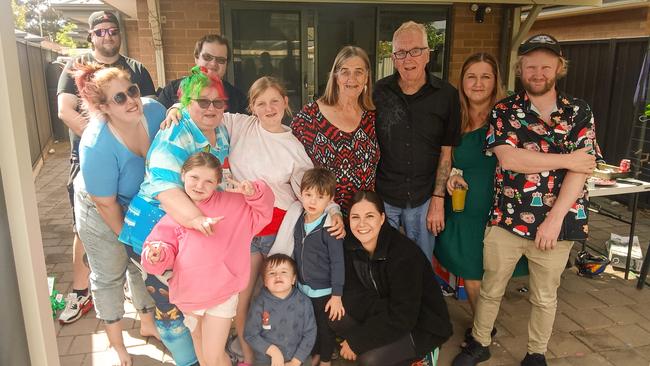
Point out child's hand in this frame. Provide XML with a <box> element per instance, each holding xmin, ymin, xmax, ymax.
<box><xmin>159</xmin><ymin>107</ymin><xmax>180</xmax><ymax>129</ymax></box>
<box><xmin>146</xmin><ymin>242</ymin><xmax>163</xmax><ymax>264</ymax></box>
<box><xmin>266</xmin><ymin>345</ymin><xmax>284</xmax><ymax>366</ymax></box>
<box><xmin>325</xmin><ymin>295</ymin><xmax>345</xmax><ymax>321</ymax></box>
<box><xmin>226</xmin><ymin>178</ymin><xmax>256</xmax><ymax>196</ymax></box>
<box><xmin>190</xmin><ymin>215</ymin><xmax>224</xmax><ymax>236</ymax></box>
<box><xmin>327</xmin><ymin>211</ymin><xmax>346</xmax><ymax>239</ymax></box>
<box><xmin>285</xmin><ymin>358</ymin><xmax>302</xmax><ymax>366</ymax></box>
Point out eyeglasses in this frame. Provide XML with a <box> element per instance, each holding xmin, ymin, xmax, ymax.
<box><xmin>91</xmin><ymin>27</ymin><xmax>120</xmax><ymax>37</ymax></box>
<box><xmin>200</xmin><ymin>53</ymin><xmax>228</xmax><ymax>65</ymax></box>
<box><xmin>111</xmin><ymin>85</ymin><xmax>140</xmax><ymax>105</ymax></box>
<box><xmin>392</xmin><ymin>47</ymin><xmax>428</xmax><ymax>60</ymax></box>
<box><xmin>192</xmin><ymin>98</ymin><xmax>227</xmax><ymax>109</ymax></box>
<box><xmin>337</xmin><ymin>68</ymin><xmax>367</xmax><ymax>80</ymax></box>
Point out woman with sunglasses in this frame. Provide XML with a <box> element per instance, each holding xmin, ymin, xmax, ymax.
<box><xmin>73</xmin><ymin>63</ymin><xmax>162</xmax><ymax>366</ymax></box>
<box><xmin>119</xmin><ymin>66</ymin><xmax>232</xmax><ymax>366</ymax></box>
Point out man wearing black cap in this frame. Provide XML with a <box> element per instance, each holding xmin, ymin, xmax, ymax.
<box><xmin>56</xmin><ymin>10</ymin><xmax>155</xmax><ymax>325</ymax></box>
<box><xmin>452</xmin><ymin>34</ymin><xmax>601</xmax><ymax>366</ymax></box>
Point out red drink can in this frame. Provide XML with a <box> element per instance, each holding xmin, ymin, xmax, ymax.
<box><xmin>620</xmin><ymin>159</ymin><xmax>631</xmax><ymax>172</ymax></box>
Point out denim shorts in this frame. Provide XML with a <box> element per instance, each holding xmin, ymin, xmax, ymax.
<box><xmin>250</xmin><ymin>234</ymin><xmax>276</xmax><ymax>255</ymax></box>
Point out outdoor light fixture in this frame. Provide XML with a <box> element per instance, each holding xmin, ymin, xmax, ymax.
<box><xmin>470</xmin><ymin>3</ymin><xmax>492</xmax><ymax>23</ymax></box>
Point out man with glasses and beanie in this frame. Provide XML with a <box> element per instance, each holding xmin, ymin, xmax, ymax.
<box><xmin>56</xmin><ymin>10</ymin><xmax>155</xmax><ymax>325</ymax></box>
<box><xmin>157</xmin><ymin>34</ymin><xmax>247</xmax><ymax>113</ymax></box>
<box><xmin>452</xmin><ymin>34</ymin><xmax>601</xmax><ymax>366</ymax></box>
<box><xmin>373</xmin><ymin>21</ymin><xmax>460</xmax><ymax>263</ymax></box>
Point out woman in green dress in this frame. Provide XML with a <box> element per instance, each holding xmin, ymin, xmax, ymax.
<box><xmin>435</xmin><ymin>53</ymin><xmax>527</xmax><ymax>322</ymax></box>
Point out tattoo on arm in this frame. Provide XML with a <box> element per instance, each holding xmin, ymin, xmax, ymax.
<box><xmin>434</xmin><ymin>154</ymin><xmax>452</xmax><ymax>197</ymax></box>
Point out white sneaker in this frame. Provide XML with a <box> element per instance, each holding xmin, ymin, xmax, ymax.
<box><xmin>58</xmin><ymin>292</ymin><xmax>93</xmax><ymax>324</ymax></box>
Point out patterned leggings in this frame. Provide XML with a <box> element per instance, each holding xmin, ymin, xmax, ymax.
<box><xmin>125</xmin><ymin>245</ymin><xmax>199</xmax><ymax>366</ymax></box>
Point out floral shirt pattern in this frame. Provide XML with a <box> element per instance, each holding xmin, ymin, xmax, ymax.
<box><xmin>485</xmin><ymin>91</ymin><xmax>603</xmax><ymax>241</ymax></box>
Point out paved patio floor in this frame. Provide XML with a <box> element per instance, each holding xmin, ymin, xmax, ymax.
<box><xmin>37</xmin><ymin>141</ymin><xmax>650</xmax><ymax>366</ymax></box>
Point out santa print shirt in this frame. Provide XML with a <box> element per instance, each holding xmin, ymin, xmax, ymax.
<box><xmin>291</xmin><ymin>101</ymin><xmax>380</xmax><ymax>212</ymax></box>
<box><xmin>485</xmin><ymin>90</ymin><xmax>603</xmax><ymax>241</ymax></box>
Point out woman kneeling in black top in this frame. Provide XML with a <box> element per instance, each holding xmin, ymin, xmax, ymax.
<box><xmin>332</xmin><ymin>191</ymin><xmax>452</xmax><ymax>366</ymax></box>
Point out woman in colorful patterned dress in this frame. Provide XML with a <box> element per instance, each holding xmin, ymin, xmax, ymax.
<box><xmin>291</xmin><ymin>46</ymin><xmax>380</xmax><ymax>214</ymax></box>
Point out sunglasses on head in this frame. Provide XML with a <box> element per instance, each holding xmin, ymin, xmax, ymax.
<box><xmin>111</xmin><ymin>85</ymin><xmax>140</xmax><ymax>105</ymax></box>
<box><xmin>192</xmin><ymin>98</ymin><xmax>227</xmax><ymax>109</ymax></box>
<box><xmin>200</xmin><ymin>53</ymin><xmax>227</xmax><ymax>65</ymax></box>
<box><xmin>92</xmin><ymin>27</ymin><xmax>120</xmax><ymax>37</ymax></box>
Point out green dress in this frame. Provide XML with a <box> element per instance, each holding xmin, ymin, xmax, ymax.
<box><xmin>434</xmin><ymin>126</ymin><xmax>528</xmax><ymax>280</ymax></box>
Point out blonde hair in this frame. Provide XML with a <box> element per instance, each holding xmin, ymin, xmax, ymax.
<box><xmin>392</xmin><ymin>21</ymin><xmax>428</xmax><ymax>48</ymax></box>
<box><xmin>319</xmin><ymin>46</ymin><xmax>375</xmax><ymax>111</ymax></box>
<box><xmin>458</xmin><ymin>53</ymin><xmax>505</xmax><ymax>133</ymax></box>
<box><xmin>514</xmin><ymin>50</ymin><xmax>569</xmax><ymax>79</ymax></box>
<box><xmin>248</xmin><ymin>76</ymin><xmax>292</xmax><ymax>117</ymax></box>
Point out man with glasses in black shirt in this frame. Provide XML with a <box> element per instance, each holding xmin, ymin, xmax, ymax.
<box><xmin>373</xmin><ymin>21</ymin><xmax>461</xmax><ymax>263</ymax></box>
<box><xmin>157</xmin><ymin>34</ymin><xmax>247</xmax><ymax>113</ymax></box>
<box><xmin>56</xmin><ymin>10</ymin><xmax>156</xmax><ymax>325</ymax></box>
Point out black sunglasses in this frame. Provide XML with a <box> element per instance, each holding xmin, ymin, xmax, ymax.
<box><xmin>111</xmin><ymin>85</ymin><xmax>140</xmax><ymax>105</ymax></box>
<box><xmin>91</xmin><ymin>27</ymin><xmax>120</xmax><ymax>37</ymax></box>
<box><xmin>200</xmin><ymin>53</ymin><xmax>227</xmax><ymax>65</ymax></box>
<box><xmin>192</xmin><ymin>98</ymin><xmax>227</xmax><ymax>109</ymax></box>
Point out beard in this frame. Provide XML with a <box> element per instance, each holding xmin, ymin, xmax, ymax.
<box><xmin>95</xmin><ymin>42</ymin><xmax>120</xmax><ymax>58</ymax></box>
<box><xmin>522</xmin><ymin>76</ymin><xmax>556</xmax><ymax>97</ymax></box>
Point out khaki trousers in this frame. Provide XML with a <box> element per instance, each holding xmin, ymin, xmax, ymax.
<box><xmin>472</xmin><ymin>226</ymin><xmax>573</xmax><ymax>354</ymax></box>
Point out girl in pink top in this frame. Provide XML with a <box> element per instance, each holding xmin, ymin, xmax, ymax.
<box><xmin>142</xmin><ymin>152</ymin><xmax>274</xmax><ymax>366</ymax></box>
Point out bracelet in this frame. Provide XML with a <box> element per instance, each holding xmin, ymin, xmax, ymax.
<box><xmin>432</xmin><ymin>194</ymin><xmax>445</xmax><ymax>198</ymax></box>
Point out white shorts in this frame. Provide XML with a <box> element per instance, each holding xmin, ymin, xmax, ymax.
<box><xmin>183</xmin><ymin>294</ymin><xmax>239</xmax><ymax>332</ymax></box>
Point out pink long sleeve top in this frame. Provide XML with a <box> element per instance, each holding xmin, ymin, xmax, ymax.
<box><xmin>141</xmin><ymin>180</ymin><xmax>274</xmax><ymax>312</ymax></box>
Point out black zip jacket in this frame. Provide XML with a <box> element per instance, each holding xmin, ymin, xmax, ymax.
<box><xmin>341</xmin><ymin>222</ymin><xmax>452</xmax><ymax>356</ymax></box>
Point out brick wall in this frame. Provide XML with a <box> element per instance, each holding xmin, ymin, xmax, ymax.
<box><xmin>529</xmin><ymin>7</ymin><xmax>650</xmax><ymax>42</ymax></box>
<box><xmin>123</xmin><ymin>0</ymin><xmax>222</xmax><ymax>89</ymax></box>
<box><xmin>449</xmin><ymin>3</ymin><xmax>503</xmax><ymax>86</ymax></box>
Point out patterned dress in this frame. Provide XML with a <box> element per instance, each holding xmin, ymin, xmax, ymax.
<box><xmin>291</xmin><ymin>101</ymin><xmax>380</xmax><ymax>213</ymax></box>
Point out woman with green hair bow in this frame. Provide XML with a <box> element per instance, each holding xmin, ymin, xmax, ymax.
<box><xmin>119</xmin><ymin>65</ymin><xmax>231</xmax><ymax>366</ymax></box>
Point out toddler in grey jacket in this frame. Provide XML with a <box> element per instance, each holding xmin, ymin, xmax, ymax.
<box><xmin>245</xmin><ymin>254</ymin><xmax>316</xmax><ymax>366</ymax></box>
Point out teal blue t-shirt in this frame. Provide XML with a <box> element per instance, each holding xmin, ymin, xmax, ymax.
<box><xmin>77</xmin><ymin>98</ymin><xmax>165</xmax><ymax>207</ymax></box>
<box><xmin>304</xmin><ymin>212</ymin><xmax>327</xmax><ymax>234</ymax></box>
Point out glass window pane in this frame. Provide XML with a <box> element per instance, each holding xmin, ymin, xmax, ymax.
<box><xmin>231</xmin><ymin>10</ymin><xmax>302</xmax><ymax>112</ymax></box>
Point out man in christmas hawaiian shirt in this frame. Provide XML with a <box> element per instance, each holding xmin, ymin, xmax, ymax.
<box><xmin>452</xmin><ymin>34</ymin><xmax>602</xmax><ymax>366</ymax></box>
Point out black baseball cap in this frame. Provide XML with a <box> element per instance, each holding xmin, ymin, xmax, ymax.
<box><xmin>518</xmin><ymin>34</ymin><xmax>562</xmax><ymax>56</ymax></box>
<box><xmin>88</xmin><ymin>11</ymin><xmax>119</xmax><ymax>29</ymax></box>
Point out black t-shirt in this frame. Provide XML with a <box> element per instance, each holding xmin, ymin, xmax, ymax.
<box><xmin>57</xmin><ymin>53</ymin><xmax>156</xmax><ymax>98</ymax></box>
<box><xmin>373</xmin><ymin>72</ymin><xmax>461</xmax><ymax>208</ymax></box>
<box><xmin>156</xmin><ymin>76</ymin><xmax>247</xmax><ymax>114</ymax></box>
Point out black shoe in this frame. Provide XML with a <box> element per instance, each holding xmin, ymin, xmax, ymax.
<box><xmin>462</xmin><ymin>327</ymin><xmax>497</xmax><ymax>348</ymax></box>
<box><xmin>452</xmin><ymin>338</ymin><xmax>491</xmax><ymax>366</ymax></box>
<box><xmin>521</xmin><ymin>353</ymin><xmax>546</xmax><ymax>366</ymax></box>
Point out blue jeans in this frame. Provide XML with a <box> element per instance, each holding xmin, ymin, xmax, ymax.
<box><xmin>383</xmin><ymin>199</ymin><xmax>436</xmax><ymax>263</ymax></box>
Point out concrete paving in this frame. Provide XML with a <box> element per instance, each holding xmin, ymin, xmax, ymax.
<box><xmin>36</xmin><ymin>141</ymin><xmax>650</xmax><ymax>366</ymax></box>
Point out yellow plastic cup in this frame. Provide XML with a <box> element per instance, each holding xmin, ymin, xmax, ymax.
<box><xmin>451</xmin><ymin>187</ymin><xmax>468</xmax><ymax>212</ymax></box>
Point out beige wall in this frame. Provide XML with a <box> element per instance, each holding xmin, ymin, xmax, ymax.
<box><xmin>529</xmin><ymin>7</ymin><xmax>650</xmax><ymax>42</ymax></box>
